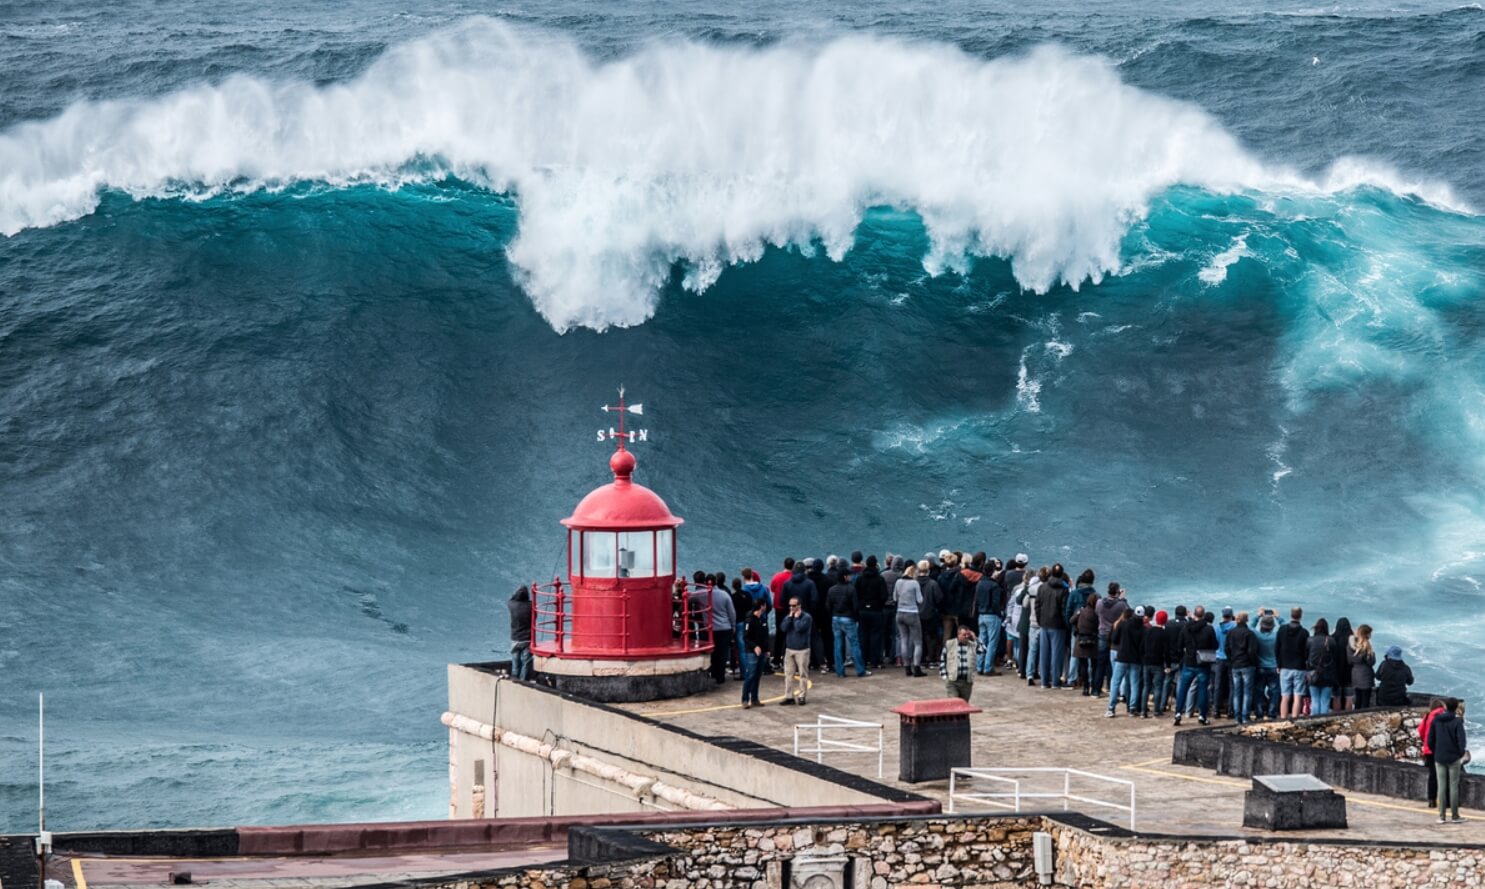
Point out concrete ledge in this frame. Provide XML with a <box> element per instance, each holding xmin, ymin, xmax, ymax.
<box><xmin>1172</xmin><ymin>716</ymin><xmax>1485</xmax><ymax>807</ymax></box>
<box><xmin>533</xmin><ymin>666</ymin><xmax>715</xmax><ymax>702</ymax></box>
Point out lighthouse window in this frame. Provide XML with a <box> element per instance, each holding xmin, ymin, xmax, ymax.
<box><xmin>583</xmin><ymin>531</ymin><xmax>617</xmax><ymax>577</ymax></box>
<box><xmin>656</xmin><ymin>529</ymin><xmax>673</xmax><ymax>576</ymax></box>
<box><xmin>617</xmin><ymin>531</ymin><xmax>656</xmax><ymax>578</ymax></box>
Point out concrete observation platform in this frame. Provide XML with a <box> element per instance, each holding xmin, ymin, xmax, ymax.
<box><xmin>618</xmin><ymin>668</ymin><xmax>1484</xmax><ymax>845</ymax></box>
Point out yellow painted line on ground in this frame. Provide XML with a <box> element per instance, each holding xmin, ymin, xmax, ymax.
<box><xmin>639</xmin><ymin>679</ymin><xmax>815</xmax><ymax>717</ymax></box>
<box><xmin>1118</xmin><ymin>762</ymin><xmax>1469</xmax><ymax>816</ymax></box>
<box><xmin>72</xmin><ymin>857</ymin><xmax>89</xmax><ymax>889</ymax></box>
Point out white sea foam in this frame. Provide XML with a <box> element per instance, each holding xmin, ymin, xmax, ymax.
<box><xmin>0</xmin><ymin>19</ymin><xmax>1470</xmax><ymax>330</ymax></box>
<box><xmin>1198</xmin><ymin>235</ymin><xmax>1250</xmax><ymax>285</ymax></box>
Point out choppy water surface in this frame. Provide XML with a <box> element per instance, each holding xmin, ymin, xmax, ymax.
<box><xmin>2</xmin><ymin>0</ymin><xmax>1483</xmax><ymax>829</ymax></box>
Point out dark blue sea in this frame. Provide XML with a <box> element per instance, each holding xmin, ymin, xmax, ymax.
<box><xmin>2</xmin><ymin>0</ymin><xmax>1484</xmax><ymax>830</ymax></box>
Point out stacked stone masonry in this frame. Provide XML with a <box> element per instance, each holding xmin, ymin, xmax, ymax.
<box><xmin>1236</xmin><ymin>709</ymin><xmax>1427</xmax><ymax>762</ymax></box>
<box><xmin>427</xmin><ymin>815</ymin><xmax>1485</xmax><ymax>889</ymax></box>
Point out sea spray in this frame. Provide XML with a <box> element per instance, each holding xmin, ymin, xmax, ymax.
<box><xmin>0</xmin><ymin>19</ymin><xmax>1467</xmax><ymax>331</ymax></box>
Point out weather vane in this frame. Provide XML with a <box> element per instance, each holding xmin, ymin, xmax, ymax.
<box><xmin>598</xmin><ymin>385</ymin><xmax>648</xmax><ymax>446</ymax></box>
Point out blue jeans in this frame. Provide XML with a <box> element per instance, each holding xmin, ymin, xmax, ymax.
<box><xmin>1141</xmin><ymin>665</ymin><xmax>1170</xmax><ymax>714</ymax></box>
<box><xmin>1230</xmin><ymin>666</ymin><xmax>1255</xmax><ymax>724</ymax></box>
<box><xmin>510</xmin><ymin>643</ymin><xmax>533</xmax><ymax>681</ymax></box>
<box><xmin>1310</xmin><ymin>684</ymin><xmax>1334</xmax><ymax>715</ymax></box>
<box><xmin>1011</xmin><ymin>633</ymin><xmax>1023</xmax><ymax>670</ymax></box>
<box><xmin>1026</xmin><ymin>628</ymin><xmax>1041</xmax><ymax>679</ymax></box>
<box><xmin>740</xmin><ymin>651</ymin><xmax>763</xmax><ymax>703</ymax></box>
<box><xmin>1108</xmin><ymin>661</ymin><xmax>1142</xmax><ymax>714</ymax></box>
<box><xmin>833</xmin><ymin>616</ymin><xmax>867</xmax><ymax>677</ymax></box>
<box><xmin>1175</xmin><ymin>664</ymin><xmax>1212</xmax><ymax>719</ymax></box>
<box><xmin>1038</xmin><ymin>628</ymin><xmax>1068</xmax><ymax>688</ymax></box>
<box><xmin>978</xmin><ymin>615</ymin><xmax>1002</xmax><ymax>672</ymax></box>
<box><xmin>1257</xmin><ymin>668</ymin><xmax>1281</xmax><ymax>718</ymax></box>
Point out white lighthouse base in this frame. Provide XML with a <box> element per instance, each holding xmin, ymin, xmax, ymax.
<box><xmin>532</xmin><ymin>652</ymin><xmax>713</xmax><ymax>703</ymax></box>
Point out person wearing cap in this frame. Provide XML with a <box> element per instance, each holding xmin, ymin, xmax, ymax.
<box><xmin>1224</xmin><ymin>611</ymin><xmax>1258</xmax><ymax>725</ymax></box>
<box><xmin>1375</xmin><ymin>645</ymin><xmax>1414</xmax><ymax>706</ymax></box>
<box><xmin>1140</xmin><ymin>610</ymin><xmax>1170</xmax><ymax>717</ymax></box>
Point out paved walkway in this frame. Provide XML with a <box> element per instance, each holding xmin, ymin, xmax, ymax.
<box><xmin>622</xmin><ymin>667</ymin><xmax>1485</xmax><ymax>844</ymax></box>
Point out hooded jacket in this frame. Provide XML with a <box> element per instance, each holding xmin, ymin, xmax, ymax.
<box><xmin>508</xmin><ymin>587</ymin><xmax>532</xmax><ymax>644</ymax></box>
<box><xmin>1096</xmin><ymin>595</ymin><xmax>1128</xmax><ymax>636</ymax></box>
<box><xmin>1064</xmin><ymin>583</ymin><xmax>1093</xmax><ymax>629</ymax></box>
<box><xmin>1036</xmin><ymin>579</ymin><xmax>1070</xmax><ymax>630</ymax></box>
<box><xmin>919</xmin><ymin>576</ymin><xmax>943</xmax><ymax>622</ymax></box>
<box><xmin>1376</xmin><ymin>658</ymin><xmax>1414</xmax><ymax>706</ymax></box>
<box><xmin>743</xmin><ymin>580</ymin><xmax>772</xmax><ymax>614</ymax></box>
<box><xmin>1274</xmin><ymin>620</ymin><xmax>1310</xmax><ymax>671</ymax></box>
<box><xmin>781</xmin><ymin>568</ymin><xmax>818</xmax><ymax>613</ymax></box>
<box><xmin>853</xmin><ymin>565</ymin><xmax>888</xmax><ymax>613</ymax></box>
<box><xmin>1427</xmin><ymin>709</ymin><xmax>1469</xmax><ymax>766</ymax></box>
<box><xmin>1176</xmin><ymin>619</ymin><xmax>1219</xmax><ymax>668</ymax></box>
<box><xmin>951</xmin><ymin>567</ymin><xmax>982</xmax><ymax>621</ymax></box>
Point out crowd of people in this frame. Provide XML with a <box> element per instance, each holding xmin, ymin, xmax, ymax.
<box><xmin>508</xmin><ymin>547</ymin><xmax>1469</xmax><ymax>821</ymax></box>
<box><xmin>687</xmin><ymin>551</ymin><xmax>1424</xmax><ymax>725</ymax></box>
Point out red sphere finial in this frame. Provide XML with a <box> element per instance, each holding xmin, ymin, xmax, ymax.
<box><xmin>609</xmin><ymin>447</ymin><xmax>636</xmax><ymax>483</ymax></box>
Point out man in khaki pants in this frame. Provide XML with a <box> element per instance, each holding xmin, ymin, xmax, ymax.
<box><xmin>780</xmin><ymin>597</ymin><xmax>814</xmax><ymax>705</ymax></box>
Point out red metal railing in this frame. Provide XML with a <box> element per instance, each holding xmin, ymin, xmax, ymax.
<box><xmin>530</xmin><ymin>577</ymin><xmax>715</xmax><ymax>659</ymax></box>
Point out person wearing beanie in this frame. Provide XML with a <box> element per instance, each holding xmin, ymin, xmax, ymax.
<box><xmin>1140</xmin><ymin>608</ymin><xmax>1170</xmax><ymax>717</ymax></box>
<box><xmin>1376</xmin><ymin>645</ymin><xmax>1414</xmax><ymax>706</ymax></box>
<box><xmin>508</xmin><ymin>585</ymin><xmax>533</xmax><ymax>681</ymax></box>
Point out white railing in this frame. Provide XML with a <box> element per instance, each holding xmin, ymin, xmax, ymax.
<box><xmin>792</xmin><ymin>714</ymin><xmax>884</xmax><ymax>779</ymax></box>
<box><xmin>948</xmin><ymin>767</ymin><xmax>1136</xmax><ymax>829</ymax></box>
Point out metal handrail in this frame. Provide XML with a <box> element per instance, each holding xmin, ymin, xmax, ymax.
<box><xmin>529</xmin><ymin>576</ymin><xmax>715</xmax><ymax>657</ymax></box>
<box><xmin>947</xmin><ymin>767</ymin><xmax>1136</xmax><ymax>828</ymax></box>
<box><xmin>792</xmin><ymin>715</ymin><xmax>884</xmax><ymax>779</ymax></box>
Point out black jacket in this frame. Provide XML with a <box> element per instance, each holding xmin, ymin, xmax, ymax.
<box><xmin>919</xmin><ymin>577</ymin><xmax>943</xmax><ymax>622</ymax></box>
<box><xmin>1177</xmin><ymin>620</ymin><xmax>1219</xmax><ymax>668</ymax></box>
<box><xmin>1274</xmin><ymin>621</ymin><xmax>1310</xmax><ymax>671</ymax></box>
<box><xmin>1427</xmin><ymin>710</ymin><xmax>1469</xmax><ymax>766</ymax></box>
<box><xmin>1037</xmin><ymin>580</ymin><xmax>1070</xmax><ymax>630</ymax></box>
<box><xmin>1111</xmin><ymin>618</ymin><xmax>1144</xmax><ymax>664</ymax></box>
<box><xmin>1326</xmin><ymin>634</ymin><xmax>1351</xmax><ymax>688</ymax></box>
<box><xmin>975</xmin><ymin>575</ymin><xmax>1006</xmax><ymax>617</ymax></box>
<box><xmin>806</xmin><ymin>567</ymin><xmax>831</xmax><ymax>611</ymax></box>
<box><xmin>1306</xmin><ymin>635</ymin><xmax>1334</xmax><ymax>684</ymax></box>
<box><xmin>853</xmin><ymin>567</ymin><xmax>888</xmax><ymax>613</ymax></box>
<box><xmin>1141</xmin><ymin>624</ymin><xmax>1169</xmax><ymax>667</ymax></box>
<box><xmin>508</xmin><ymin>587</ymin><xmax>532</xmax><ymax>644</ymax></box>
<box><xmin>781</xmin><ymin>570</ymin><xmax>817</xmax><ymax>613</ymax></box>
<box><xmin>827</xmin><ymin>581</ymin><xmax>859</xmax><ymax>620</ymax></box>
<box><xmin>1224</xmin><ymin>623</ymin><xmax>1258</xmax><ymax>670</ymax></box>
<box><xmin>1376</xmin><ymin>658</ymin><xmax>1414</xmax><ymax>706</ymax></box>
<box><xmin>742</xmin><ymin>612</ymin><xmax>770</xmax><ymax>653</ymax></box>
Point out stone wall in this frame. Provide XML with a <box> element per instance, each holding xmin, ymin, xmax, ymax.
<box><xmin>1054</xmin><ymin>826</ymin><xmax>1485</xmax><ymax>889</ymax></box>
<box><xmin>423</xmin><ymin>814</ymin><xmax>1485</xmax><ymax>889</ymax></box>
<box><xmin>1235</xmin><ymin>709</ymin><xmax>1426</xmax><ymax>761</ymax></box>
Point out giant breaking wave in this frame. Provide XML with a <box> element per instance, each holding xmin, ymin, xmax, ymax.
<box><xmin>0</xmin><ymin>18</ymin><xmax>1469</xmax><ymax>331</ymax></box>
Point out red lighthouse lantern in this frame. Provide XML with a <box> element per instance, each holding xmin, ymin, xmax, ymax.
<box><xmin>529</xmin><ymin>389</ymin><xmax>715</xmax><ymax>702</ymax></box>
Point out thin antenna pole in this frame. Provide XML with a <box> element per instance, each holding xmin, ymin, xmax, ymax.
<box><xmin>39</xmin><ymin>692</ymin><xmax>45</xmax><ymax>833</ymax></box>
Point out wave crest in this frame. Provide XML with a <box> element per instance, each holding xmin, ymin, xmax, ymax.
<box><xmin>0</xmin><ymin>19</ymin><xmax>1469</xmax><ymax>330</ymax></box>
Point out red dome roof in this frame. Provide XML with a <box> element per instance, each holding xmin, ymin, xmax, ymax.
<box><xmin>562</xmin><ymin>448</ymin><xmax>683</xmax><ymax>530</ymax></box>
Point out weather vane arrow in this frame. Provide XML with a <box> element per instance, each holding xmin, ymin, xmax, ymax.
<box><xmin>597</xmin><ymin>386</ymin><xmax>649</xmax><ymax>444</ymax></box>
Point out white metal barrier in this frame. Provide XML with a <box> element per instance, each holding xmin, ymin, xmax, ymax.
<box><xmin>948</xmin><ymin>767</ymin><xmax>1137</xmax><ymax>828</ymax></box>
<box><xmin>792</xmin><ymin>714</ymin><xmax>884</xmax><ymax>779</ymax></box>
